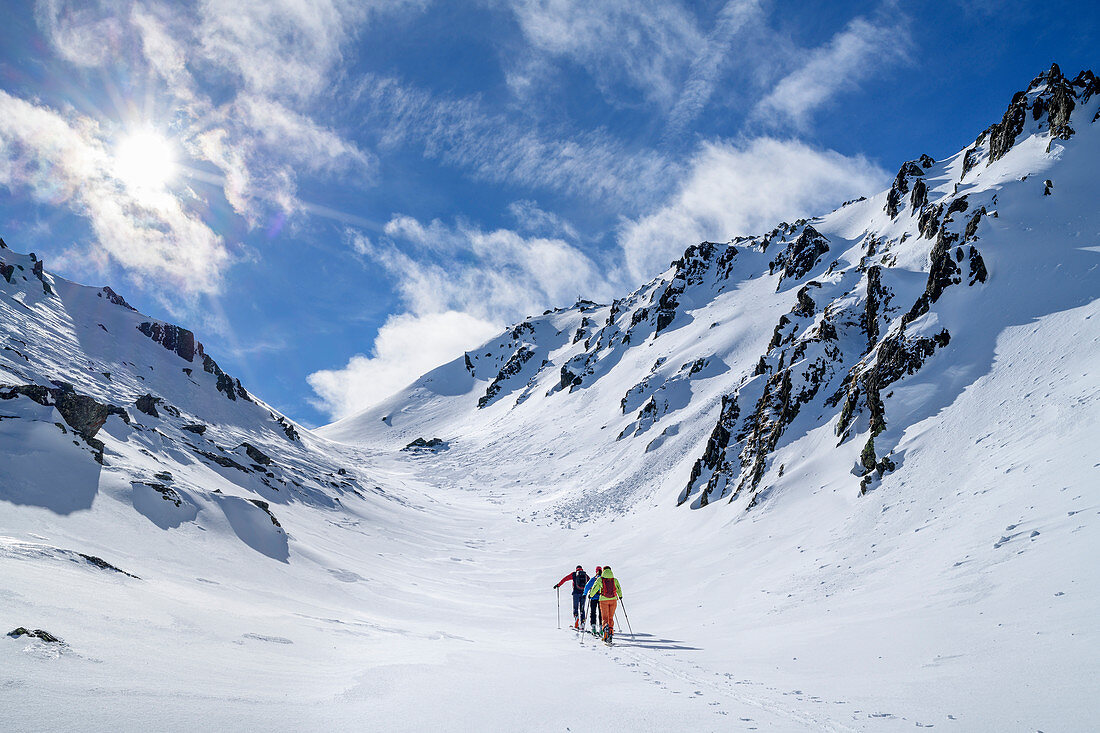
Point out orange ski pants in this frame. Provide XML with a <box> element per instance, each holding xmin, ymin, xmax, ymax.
<box><xmin>599</xmin><ymin>598</ymin><xmax>618</xmax><ymax>632</ymax></box>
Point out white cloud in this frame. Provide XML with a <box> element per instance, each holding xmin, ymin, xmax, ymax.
<box><xmin>0</xmin><ymin>90</ymin><xmax>229</xmax><ymax>293</ymax></box>
<box><xmin>618</xmin><ymin>137</ymin><xmax>889</xmax><ymax>281</ymax></box>
<box><xmin>35</xmin><ymin>0</ymin><xmax>127</xmax><ymax>67</ymax></box>
<box><xmin>195</xmin><ymin>0</ymin><xmax>422</xmax><ymax>102</ymax></box>
<box><xmin>358</xmin><ymin>75</ymin><xmax>677</xmax><ymax>209</ymax></box>
<box><xmin>309</xmin><ymin>216</ymin><xmax>621</xmax><ymax>419</ymax></box>
<box><xmin>754</xmin><ymin>13</ymin><xmax>911</xmax><ymax>129</ymax></box>
<box><xmin>665</xmin><ymin>0</ymin><xmax>766</xmax><ymax>135</ymax></box>
<box><xmin>506</xmin><ymin>0</ymin><xmax>705</xmax><ymax>107</ymax></box>
<box><xmin>307</xmin><ymin>311</ymin><xmax>501</xmax><ymax>418</ymax></box>
<box><xmin>507</xmin><ymin>199</ymin><xmax>578</xmax><ymax>240</ymax></box>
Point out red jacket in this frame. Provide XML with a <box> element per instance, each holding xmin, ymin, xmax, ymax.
<box><xmin>555</xmin><ymin>571</ymin><xmax>588</xmax><ymax>593</ymax></box>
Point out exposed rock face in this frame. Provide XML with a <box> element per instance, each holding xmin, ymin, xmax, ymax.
<box><xmin>0</xmin><ymin>383</ymin><xmax>127</xmax><ymax>445</ymax></box>
<box><xmin>0</xmin><ymin>262</ymin><xmax>13</xmax><ymax>283</ymax></box>
<box><xmin>249</xmin><ymin>499</ymin><xmax>282</xmax><ymax>527</ymax></box>
<box><xmin>988</xmin><ymin>90</ymin><xmax>1029</xmax><ymax>163</ymax></box>
<box><xmin>182</xmin><ymin>423</ymin><xmax>207</xmax><ymax>435</ymax></box>
<box><xmin>240</xmin><ymin>442</ymin><xmax>273</xmax><ymax>466</ymax></box>
<box><xmin>479</xmin><ymin>346</ymin><xmax>535</xmax><ymax>408</ymax></box>
<box><xmin>8</xmin><ymin>628</ymin><xmax>61</xmax><ymax>643</ymax></box>
<box><xmin>770</xmin><ymin>225</ymin><xmax>829</xmax><ymax>285</ymax></box>
<box><xmin>402</xmin><ymin>437</ymin><xmax>448</xmax><ymax>452</ymax></box>
<box><xmin>862</xmin><ymin>266</ymin><xmax>887</xmax><ymax>352</ymax></box>
<box><xmin>99</xmin><ymin>287</ymin><xmax>136</xmax><ymax>310</ymax></box>
<box><xmin>135</xmin><ymin>393</ymin><xmax>160</xmax><ymax>418</ymax></box>
<box><xmin>201</xmin><ymin>353</ymin><xmax>251</xmax><ymax>402</ymax></box>
<box><xmin>31</xmin><ymin>259</ymin><xmax>51</xmax><ymax>294</ymax></box>
<box><xmin>909</xmin><ymin>178</ymin><xmax>928</xmax><ymax>212</ymax></box>
<box><xmin>138</xmin><ymin>322</ymin><xmax>197</xmax><ymax>362</ymax></box>
<box><xmin>273</xmin><ymin>414</ymin><xmax>300</xmax><ymax>442</ymax></box>
<box><xmin>885</xmin><ymin>161</ymin><xmax>925</xmax><ymax>218</ymax></box>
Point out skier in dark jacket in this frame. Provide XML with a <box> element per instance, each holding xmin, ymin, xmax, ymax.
<box><xmin>583</xmin><ymin>566</ymin><xmax>603</xmax><ymax>634</ymax></box>
<box><xmin>554</xmin><ymin>565</ymin><xmax>590</xmax><ymax>629</ymax></box>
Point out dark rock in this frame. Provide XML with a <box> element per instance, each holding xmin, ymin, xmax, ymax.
<box><xmin>195</xmin><ymin>449</ymin><xmax>249</xmax><ymax>472</ymax></box>
<box><xmin>249</xmin><ymin>499</ymin><xmax>282</xmax><ymax>527</ymax></box>
<box><xmin>135</xmin><ymin>393</ymin><xmax>160</xmax><ymax>418</ymax></box>
<box><xmin>961</xmin><ymin>147</ymin><xmax>981</xmax><ymax>178</ymax></box>
<box><xmin>1045</xmin><ymin>64</ymin><xmax>1076</xmax><ymax>139</ymax></box>
<box><xmin>154</xmin><ymin>471</ymin><xmax>173</xmax><ymax>482</ymax></box>
<box><xmin>918</xmin><ymin>154</ymin><xmax>935</xmax><ymax>168</ymax></box>
<box><xmin>918</xmin><ymin>203</ymin><xmax>942</xmax><ymax>239</ymax></box>
<box><xmin>862</xmin><ymin>266</ymin><xmax>887</xmax><ymax>352</ymax></box>
<box><xmin>0</xmin><ymin>263</ymin><xmax>13</xmax><ymax>283</ymax></box>
<box><xmin>1043</xmin><ymin>179</ymin><xmax>1053</xmax><ymax>196</ymax></box>
<box><xmin>137</xmin><ymin>322</ymin><xmax>197</xmax><ymax>362</ymax></box>
<box><xmin>909</xmin><ymin>178</ymin><xmax>928</xmax><ymax>212</ymax></box>
<box><xmin>969</xmin><ymin>247</ymin><xmax>988</xmax><ymax>285</ymax></box>
<box><xmin>478</xmin><ymin>346</ymin><xmax>535</xmax><ymax>408</ymax></box>
<box><xmin>794</xmin><ymin>285</ymin><xmax>816</xmax><ymax>317</ymax></box>
<box><xmin>240</xmin><ymin>442</ymin><xmax>273</xmax><ymax>466</ymax></box>
<box><xmin>402</xmin><ymin>437</ymin><xmax>448</xmax><ymax>452</ymax></box>
<box><xmin>463</xmin><ymin>353</ymin><xmax>475</xmax><ymax>374</ymax></box>
<box><xmin>8</xmin><ymin>628</ymin><xmax>61</xmax><ymax>643</ymax></box>
<box><xmin>76</xmin><ymin>552</ymin><xmax>139</xmax><ymax>578</ymax></box>
<box><xmin>964</xmin><ymin>208</ymin><xmax>987</xmax><ymax>241</ymax></box>
<box><xmin>31</xmin><ymin>259</ymin><xmax>51</xmax><ymax>294</ymax></box>
<box><xmin>884</xmin><ymin>161</ymin><xmax>924</xmax><ymax>218</ymax></box>
<box><xmin>770</xmin><ymin>225</ymin><xmax>829</xmax><ymax>285</ymax></box>
<box><xmin>272</xmin><ymin>413</ymin><xmax>300</xmax><ymax>442</ymax></box>
<box><xmin>946</xmin><ymin>196</ymin><xmax>969</xmax><ymax>218</ymax></box>
<box><xmin>182</xmin><ymin>423</ymin><xmax>207</xmax><ymax>435</ymax></box>
<box><xmin>988</xmin><ymin>90</ymin><xmax>1028</xmax><ymax>163</ymax></box>
<box><xmin>99</xmin><ymin>287</ymin><xmax>136</xmax><ymax>310</ymax></box>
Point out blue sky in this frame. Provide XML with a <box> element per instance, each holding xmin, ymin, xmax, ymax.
<box><xmin>0</xmin><ymin>0</ymin><xmax>1095</xmax><ymax>427</ymax></box>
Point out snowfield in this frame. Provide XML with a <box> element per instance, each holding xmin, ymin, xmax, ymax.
<box><xmin>2</xmin><ymin>65</ymin><xmax>1099</xmax><ymax>731</ymax></box>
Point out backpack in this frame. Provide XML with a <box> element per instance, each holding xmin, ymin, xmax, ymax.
<box><xmin>601</xmin><ymin>576</ymin><xmax>617</xmax><ymax>598</ymax></box>
<box><xmin>573</xmin><ymin>570</ymin><xmax>589</xmax><ymax>593</ymax></box>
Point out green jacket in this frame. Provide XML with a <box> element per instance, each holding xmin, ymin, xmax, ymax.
<box><xmin>591</xmin><ymin>568</ymin><xmax>621</xmax><ymax>600</ymax></box>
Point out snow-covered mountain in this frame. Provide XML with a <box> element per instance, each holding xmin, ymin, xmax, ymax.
<box><xmin>322</xmin><ymin>62</ymin><xmax>1099</xmax><ymax>516</ymax></box>
<box><xmin>2</xmin><ymin>65</ymin><xmax>1098</xmax><ymax>731</ymax></box>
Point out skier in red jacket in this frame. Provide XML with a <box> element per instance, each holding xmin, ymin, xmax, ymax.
<box><xmin>554</xmin><ymin>565</ymin><xmax>590</xmax><ymax>629</ymax></box>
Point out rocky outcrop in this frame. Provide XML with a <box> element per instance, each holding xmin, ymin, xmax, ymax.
<box><xmin>249</xmin><ymin>499</ymin><xmax>282</xmax><ymax>527</ymax></box>
<box><xmin>478</xmin><ymin>346</ymin><xmax>535</xmax><ymax>408</ymax></box>
<box><xmin>0</xmin><ymin>383</ymin><xmax>128</xmax><ymax>455</ymax></box>
<box><xmin>987</xmin><ymin>90</ymin><xmax>1029</xmax><ymax>164</ymax></box>
<box><xmin>137</xmin><ymin>322</ymin><xmax>197</xmax><ymax>362</ymax></box>
<box><xmin>98</xmin><ymin>286</ymin><xmax>135</xmax><ymax>310</ymax></box>
<box><xmin>909</xmin><ymin>178</ymin><xmax>928</xmax><ymax>212</ymax></box>
<box><xmin>135</xmin><ymin>393</ymin><xmax>160</xmax><ymax>417</ymax></box>
<box><xmin>31</xmin><ymin>259</ymin><xmax>51</xmax><ymax>294</ymax></box>
<box><xmin>770</xmin><ymin>225</ymin><xmax>829</xmax><ymax>286</ymax></box>
<box><xmin>273</xmin><ymin>414</ymin><xmax>300</xmax><ymax>442</ymax></box>
<box><xmin>201</xmin><ymin>353</ymin><xmax>251</xmax><ymax>402</ymax></box>
<box><xmin>8</xmin><ymin>628</ymin><xmax>61</xmax><ymax>643</ymax></box>
<box><xmin>403</xmin><ymin>437</ymin><xmax>447</xmax><ymax>452</ymax></box>
<box><xmin>240</xmin><ymin>442</ymin><xmax>273</xmax><ymax>466</ymax></box>
<box><xmin>885</xmin><ymin>161</ymin><xmax>925</xmax><ymax>218</ymax></box>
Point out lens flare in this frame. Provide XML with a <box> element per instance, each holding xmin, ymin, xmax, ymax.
<box><xmin>113</xmin><ymin>128</ymin><xmax>178</xmax><ymax>193</ymax></box>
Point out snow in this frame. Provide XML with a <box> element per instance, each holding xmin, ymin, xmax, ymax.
<box><xmin>2</xmin><ymin>70</ymin><xmax>1099</xmax><ymax>731</ymax></box>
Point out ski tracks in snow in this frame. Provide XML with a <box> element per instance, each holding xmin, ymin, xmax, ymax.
<box><xmin>569</xmin><ymin>630</ymin><xmax>860</xmax><ymax>731</ymax></box>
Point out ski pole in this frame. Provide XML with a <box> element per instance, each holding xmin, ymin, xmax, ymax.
<box><xmin>619</xmin><ymin>599</ymin><xmax>635</xmax><ymax>639</ymax></box>
<box><xmin>556</xmin><ymin>586</ymin><xmax>560</xmax><ymax>629</ymax></box>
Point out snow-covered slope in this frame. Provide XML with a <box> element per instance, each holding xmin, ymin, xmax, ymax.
<box><xmin>2</xmin><ymin>65</ymin><xmax>1099</xmax><ymax>732</ymax></box>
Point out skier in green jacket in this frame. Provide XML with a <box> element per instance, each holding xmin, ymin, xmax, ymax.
<box><xmin>595</xmin><ymin>566</ymin><xmax>622</xmax><ymax>643</ymax></box>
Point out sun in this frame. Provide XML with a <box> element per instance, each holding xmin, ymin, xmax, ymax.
<box><xmin>113</xmin><ymin>128</ymin><xmax>179</xmax><ymax>193</ymax></box>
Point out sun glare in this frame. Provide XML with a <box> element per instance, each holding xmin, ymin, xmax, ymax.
<box><xmin>113</xmin><ymin>128</ymin><xmax>178</xmax><ymax>193</ymax></box>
